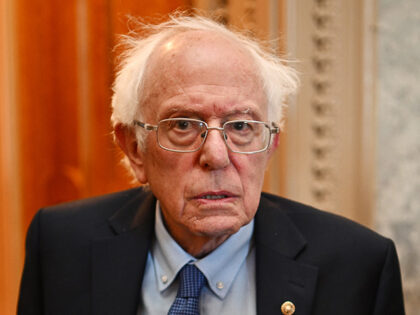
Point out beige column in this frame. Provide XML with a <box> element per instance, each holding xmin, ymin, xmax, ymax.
<box><xmin>285</xmin><ymin>0</ymin><xmax>376</xmax><ymax>226</ymax></box>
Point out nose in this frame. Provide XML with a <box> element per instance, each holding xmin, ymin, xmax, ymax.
<box><xmin>199</xmin><ymin>127</ymin><xmax>230</xmax><ymax>170</ymax></box>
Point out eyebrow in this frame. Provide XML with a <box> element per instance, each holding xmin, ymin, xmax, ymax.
<box><xmin>161</xmin><ymin>105</ymin><xmax>261</xmax><ymax>120</ymax></box>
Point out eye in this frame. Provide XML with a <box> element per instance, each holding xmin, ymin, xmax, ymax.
<box><xmin>231</xmin><ymin>121</ymin><xmax>251</xmax><ymax>131</ymax></box>
<box><xmin>175</xmin><ymin>120</ymin><xmax>192</xmax><ymax>130</ymax></box>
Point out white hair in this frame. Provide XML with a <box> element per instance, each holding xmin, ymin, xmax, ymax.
<box><xmin>111</xmin><ymin>13</ymin><xmax>299</xmax><ymax>134</ymax></box>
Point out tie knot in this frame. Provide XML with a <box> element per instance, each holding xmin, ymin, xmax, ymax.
<box><xmin>177</xmin><ymin>264</ymin><xmax>206</xmax><ymax>298</ymax></box>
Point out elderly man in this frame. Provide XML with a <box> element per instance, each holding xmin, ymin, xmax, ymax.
<box><xmin>18</xmin><ymin>14</ymin><xmax>404</xmax><ymax>315</ymax></box>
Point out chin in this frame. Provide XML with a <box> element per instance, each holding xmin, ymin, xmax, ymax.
<box><xmin>192</xmin><ymin>217</ymin><xmax>245</xmax><ymax>238</ymax></box>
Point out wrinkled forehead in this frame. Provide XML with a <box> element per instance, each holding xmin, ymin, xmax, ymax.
<box><xmin>149</xmin><ymin>30</ymin><xmax>261</xmax><ymax>79</ymax></box>
<box><xmin>141</xmin><ymin>30</ymin><xmax>266</xmax><ymax>113</ymax></box>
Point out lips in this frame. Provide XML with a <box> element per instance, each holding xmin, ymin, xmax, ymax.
<box><xmin>193</xmin><ymin>191</ymin><xmax>236</xmax><ymax>200</ymax></box>
<box><xmin>201</xmin><ymin>194</ymin><xmax>228</xmax><ymax>200</ymax></box>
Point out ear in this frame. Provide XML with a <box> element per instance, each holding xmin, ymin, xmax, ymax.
<box><xmin>114</xmin><ymin>124</ymin><xmax>148</xmax><ymax>184</ymax></box>
<box><xmin>267</xmin><ymin>133</ymin><xmax>279</xmax><ymax>159</ymax></box>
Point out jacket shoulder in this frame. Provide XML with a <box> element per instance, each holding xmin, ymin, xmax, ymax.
<box><xmin>259</xmin><ymin>193</ymin><xmax>404</xmax><ymax>314</ymax></box>
<box><xmin>259</xmin><ymin>192</ymin><xmax>392</xmax><ymax>254</ymax></box>
<box><xmin>29</xmin><ymin>187</ymin><xmax>150</xmax><ymax>249</ymax></box>
<box><xmin>39</xmin><ymin>187</ymin><xmax>149</xmax><ymax>223</ymax></box>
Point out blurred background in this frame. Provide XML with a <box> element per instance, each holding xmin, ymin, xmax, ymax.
<box><xmin>0</xmin><ymin>0</ymin><xmax>419</xmax><ymax>314</ymax></box>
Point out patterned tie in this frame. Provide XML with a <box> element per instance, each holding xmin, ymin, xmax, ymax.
<box><xmin>168</xmin><ymin>264</ymin><xmax>207</xmax><ymax>315</ymax></box>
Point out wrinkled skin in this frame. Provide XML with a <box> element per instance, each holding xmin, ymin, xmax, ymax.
<box><xmin>116</xmin><ymin>31</ymin><xmax>277</xmax><ymax>257</ymax></box>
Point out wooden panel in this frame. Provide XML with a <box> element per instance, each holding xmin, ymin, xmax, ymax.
<box><xmin>1</xmin><ymin>0</ymin><xmax>23</xmax><ymax>313</ymax></box>
<box><xmin>77</xmin><ymin>0</ymin><xmax>129</xmax><ymax>196</ymax></box>
<box><xmin>15</xmin><ymin>0</ymin><xmax>187</xmax><ymax>231</ymax></box>
<box><xmin>16</xmin><ymin>0</ymin><xmax>81</xmax><ymax>230</ymax></box>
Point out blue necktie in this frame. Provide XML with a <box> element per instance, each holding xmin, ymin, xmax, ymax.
<box><xmin>168</xmin><ymin>264</ymin><xmax>206</xmax><ymax>315</ymax></box>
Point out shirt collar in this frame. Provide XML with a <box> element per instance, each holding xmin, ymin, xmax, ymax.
<box><xmin>152</xmin><ymin>200</ymin><xmax>254</xmax><ymax>299</ymax></box>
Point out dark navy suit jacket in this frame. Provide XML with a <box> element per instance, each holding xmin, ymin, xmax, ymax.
<box><xmin>18</xmin><ymin>188</ymin><xmax>405</xmax><ymax>314</ymax></box>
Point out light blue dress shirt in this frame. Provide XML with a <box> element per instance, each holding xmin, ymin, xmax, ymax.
<box><xmin>138</xmin><ymin>201</ymin><xmax>256</xmax><ymax>314</ymax></box>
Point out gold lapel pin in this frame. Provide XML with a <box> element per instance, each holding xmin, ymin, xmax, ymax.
<box><xmin>281</xmin><ymin>301</ymin><xmax>295</xmax><ymax>315</ymax></box>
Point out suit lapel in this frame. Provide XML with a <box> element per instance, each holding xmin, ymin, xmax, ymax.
<box><xmin>91</xmin><ymin>191</ymin><xmax>156</xmax><ymax>315</ymax></box>
<box><xmin>90</xmin><ymin>190</ymin><xmax>318</xmax><ymax>315</ymax></box>
<box><xmin>255</xmin><ymin>196</ymin><xmax>318</xmax><ymax>315</ymax></box>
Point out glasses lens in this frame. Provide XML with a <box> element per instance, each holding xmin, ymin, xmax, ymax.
<box><xmin>224</xmin><ymin>121</ymin><xmax>270</xmax><ymax>153</ymax></box>
<box><xmin>157</xmin><ymin>119</ymin><xmax>206</xmax><ymax>152</ymax></box>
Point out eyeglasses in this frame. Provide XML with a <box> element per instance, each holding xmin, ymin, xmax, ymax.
<box><xmin>133</xmin><ymin>118</ymin><xmax>279</xmax><ymax>154</ymax></box>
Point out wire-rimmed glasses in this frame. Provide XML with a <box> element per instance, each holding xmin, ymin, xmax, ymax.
<box><xmin>133</xmin><ymin>118</ymin><xmax>279</xmax><ymax>154</ymax></box>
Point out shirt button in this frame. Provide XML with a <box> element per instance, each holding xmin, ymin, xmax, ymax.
<box><xmin>216</xmin><ymin>281</ymin><xmax>224</xmax><ymax>290</ymax></box>
<box><xmin>161</xmin><ymin>275</ymin><xmax>168</xmax><ymax>284</ymax></box>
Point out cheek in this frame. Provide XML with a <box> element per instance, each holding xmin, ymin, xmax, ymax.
<box><xmin>144</xmin><ymin>147</ymin><xmax>193</xmax><ymax>201</ymax></box>
<box><xmin>230</xmin><ymin>153</ymin><xmax>269</xmax><ymax>216</ymax></box>
<box><xmin>145</xmin><ymin>135</ymin><xmax>188</xmax><ymax>176</ymax></box>
<box><xmin>232</xmin><ymin>154</ymin><xmax>268</xmax><ymax>186</ymax></box>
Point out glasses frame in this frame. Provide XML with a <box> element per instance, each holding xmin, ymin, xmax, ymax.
<box><xmin>133</xmin><ymin>117</ymin><xmax>280</xmax><ymax>154</ymax></box>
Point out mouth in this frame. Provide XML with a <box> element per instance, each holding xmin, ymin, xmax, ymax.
<box><xmin>193</xmin><ymin>191</ymin><xmax>236</xmax><ymax>201</ymax></box>
<box><xmin>200</xmin><ymin>194</ymin><xmax>229</xmax><ymax>200</ymax></box>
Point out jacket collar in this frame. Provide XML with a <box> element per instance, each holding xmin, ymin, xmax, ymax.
<box><xmin>255</xmin><ymin>194</ymin><xmax>319</xmax><ymax>315</ymax></box>
<box><xmin>91</xmin><ymin>189</ymin><xmax>156</xmax><ymax>315</ymax></box>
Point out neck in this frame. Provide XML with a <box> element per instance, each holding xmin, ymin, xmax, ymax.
<box><xmin>174</xmin><ymin>233</ymin><xmax>230</xmax><ymax>258</ymax></box>
<box><xmin>160</xmin><ymin>215</ymin><xmax>231</xmax><ymax>258</ymax></box>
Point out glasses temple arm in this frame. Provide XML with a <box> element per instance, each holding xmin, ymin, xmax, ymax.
<box><xmin>133</xmin><ymin>120</ymin><xmax>158</xmax><ymax>131</ymax></box>
<box><xmin>270</xmin><ymin>122</ymin><xmax>280</xmax><ymax>134</ymax></box>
